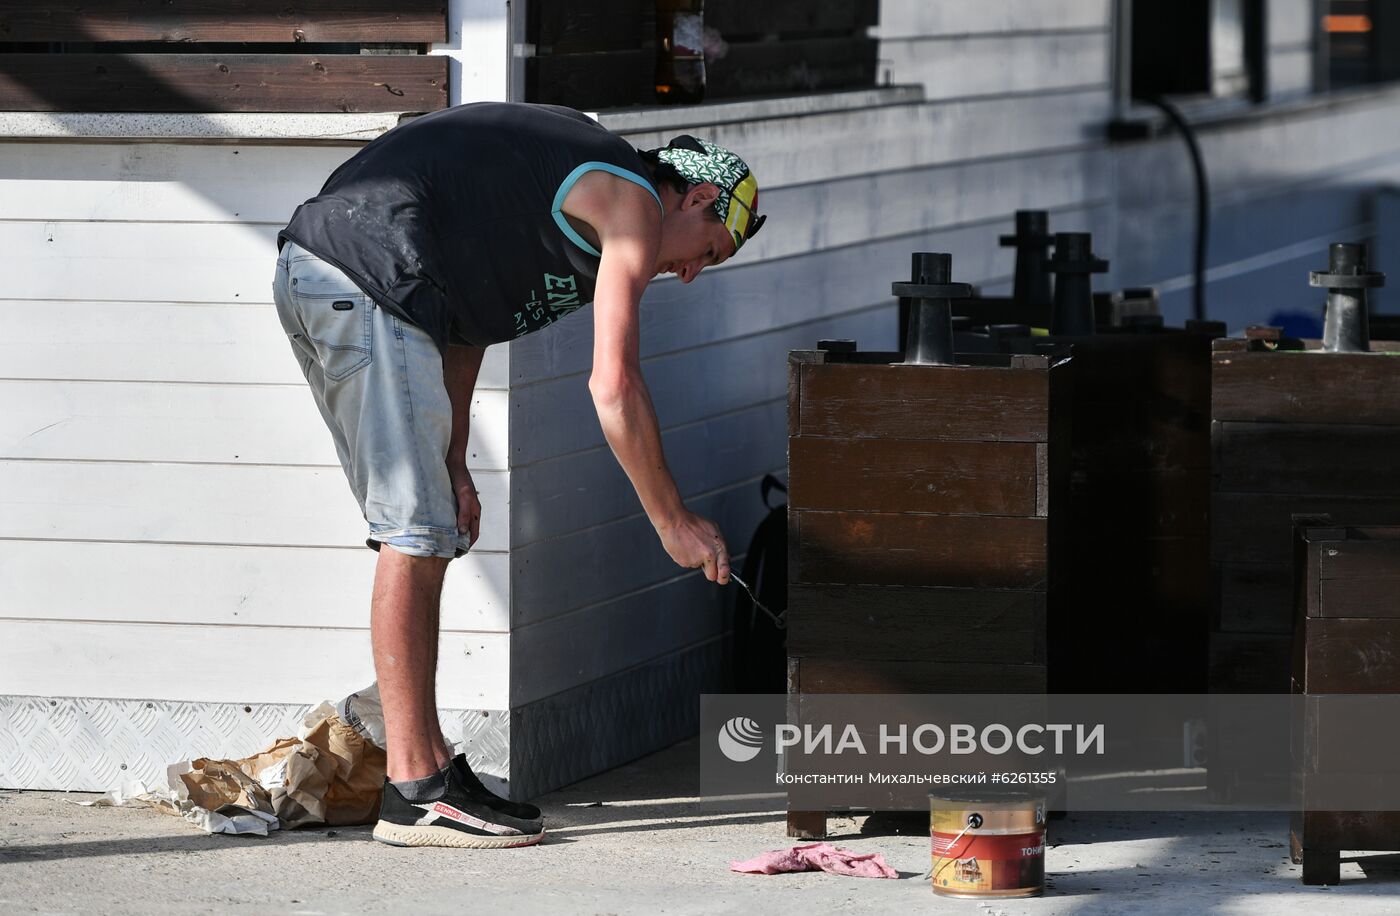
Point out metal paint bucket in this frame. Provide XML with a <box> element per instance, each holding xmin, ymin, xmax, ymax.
<box><xmin>930</xmin><ymin>794</ymin><xmax>1046</xmax><ymax>898</ymax></box>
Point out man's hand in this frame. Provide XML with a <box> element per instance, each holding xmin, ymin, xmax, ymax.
<box><xmin>450</xmin><ymin>466</ymin><xmax>481</xmax><ymax>548</ymax></box>
<box><xmin>656</xmin><ymin>510</ymin><xmax>730</xmax><ymax>584</ymax></box>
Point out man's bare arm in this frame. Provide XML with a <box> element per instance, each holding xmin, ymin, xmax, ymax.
<box><xmin>566</xmin><ymin>173</ymin><xmax>730</xmax><ymax>583</ymax></box>
<box><xmin>443</xmin><ymin>343</ymin><xmax>486</xmax><ymax>546</ymax></box>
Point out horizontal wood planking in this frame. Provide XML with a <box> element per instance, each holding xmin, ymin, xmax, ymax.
<box><xmin>0</xmin><ymin>301</ymin><xmax>510</xmax><ymax>390</ymax></box>
<box><xmin>1318</xmin><ymin>536</ymin><xmax>1400</xmax><ymax>618</ymax></box>
<box><xmin>614</xmin><ymin>89</ymin><xmax>1113</xmax><ymax>191</ymax></box>
<box><xmin>0</xmin><ymin>380</ymin><xmax>508</xmax><ymax>470</ymax></box>
<box><xmin>1212</xmin><ymin>493</ymin><xmax>1400</xmax><ymax>565</ymax></box>
<box><xmin>507</xmin><ymin>201</ymin><xmax>1112</xmax><ymax>387</ymax></box>
<box><xmin>796</xmin><ymin>363</ymin><xmax>1050</xmax><ymax>442</ymax></box>
<box><xmin>1212</xmin><ymin>422</ymin><xmax>1400</xmax><ymax>496</ymax></box>
<box><xmin>511</xmin><ymin>399</ymin><xmax>784</xmax><ymax>548</ymax></box>
<box><xmin>0</xmin><ymin>540</ymin><xmax>509</xmax><ymax>632</ymax></box>
<box><xmin>1302</xmin><ymin>619</ymin><xmax>1400</xmax><ymax>693</ymax></box>
<box><xmin>0</xmin><ymin>459</ymin><xmax>509</xmax><ymax>552</ymax></box>
<box><xmin>4</xmin><ymin>148</ymin><xmax>1107</xmax><ymax>301</ymax></box>
<box><xmin>509</xmin><ymin>571</ymin><xmax>727</xmax><ymax>707</ymax></box>
<box><xmin>0</xmin><ymin>619</ymin><xmax>505</xmax><ymax>708</ymax></box>
<box><xmin>789</xmin><ymin>437</ymin><xmax>1039</xmax><ymax>516</ymax></box>
<box><xmin>509</xmin><ymin>476</ymin><xmax>775</xmax><ymax>628</ymax></box>
<box><xmin>881</xmin><ymin>31</ymin><xmax>1109</xmax><ymax>102</ymax></box>
<box><xmin>787</xmin><ymin>584</ymin><xmax>1044</xmax><ymax>663</ymax></box>
<box><xmin>1215</xmin><ymin>561</ymin><xmax>1294</xmax><ymax>633</ymax></box>
<box><xmin>510</xmin><ymin>307</ymin><xmax>895</xmax><ymax>466</ymax></box>
<box><xmin>1211</xmin><ymin>351</ymin><xmax>1400</xmax><ymax>425</ymax></box>
<box><xmin>0</xmin><ymin>54</ymin><xmax>448</xmax><ymax>113</ymax></box>
<box><xmin>0</xmin><ymin>1</ymin><xmax>447</xmax><ymax>42</ymax></box>
<box><xmin>0</xmin><ymin>142</ymin><xmax>354</xmax><ymax>224</ymax></box>
<box><xmin>794</xmin><ymin>656</ymin><xmax>1046</xmax><ymax>693</ymax></box>
<box><xmin>795</xmin><ymin>511</ymin><xmax>1047</xmax><ymax>590</ymax></box>
<box><xmin>4</xmin><ymin>221</ymin><xmax>278</xmax><ymax>303</ymax></box>
<box><xmin>1074</xmin><ymin>411</ymin><xmax>1211</xmax><ymax>472</ymax></box>
<box><xmin>874</xmin><ymin>0</ymin><xmax>1110</xmax><ymax>39</ymax></box>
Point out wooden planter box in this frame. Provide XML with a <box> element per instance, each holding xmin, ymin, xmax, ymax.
<box><xmin>784</xmin><ymin>344</ymin><xmax>1070</xmax><ymax>836</ymax></box>
<box><xmin>1209</xmin><ymin>337</ymin><xmax>1400</xmax><ymax>801</ymax></box>
<box><xmin>1289</xmin><ymin>522</ymin><xmax>1400</xmax><ymax>885</ymax></box>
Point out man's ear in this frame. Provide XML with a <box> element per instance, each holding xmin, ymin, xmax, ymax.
<box><xmin>683</xmin><ymin>182</ymin><xmax>721</xmax><ymax>211</ymax></box>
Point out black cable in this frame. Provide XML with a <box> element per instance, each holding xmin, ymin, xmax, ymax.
<box><xmin>1142</xmin><ymin>95</ymin><xmax>1210</xmax><ymax>322</ymax></box>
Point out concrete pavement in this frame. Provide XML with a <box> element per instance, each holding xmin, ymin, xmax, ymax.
<box><xmin>3</xmin><ymin>737</ymin><xmax>1400</xmax><ymax>915</ymax></box>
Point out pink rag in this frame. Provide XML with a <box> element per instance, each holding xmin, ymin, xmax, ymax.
<box><xmin>730</xmin><ymin>843</ymin><xmax>898</xmax><ymax>879</ymax></box>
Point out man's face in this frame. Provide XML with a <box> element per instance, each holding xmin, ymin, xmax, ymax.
<box><xmin>655</xmin><ymin>183</ymin><xmax>738</xmax><ymax>284</ymax></box>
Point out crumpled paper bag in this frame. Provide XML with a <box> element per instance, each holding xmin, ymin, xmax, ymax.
<box><xmin>82</xmin><ymin>685</ymin><xmax>388</xmax><ymax>836</ymax></box>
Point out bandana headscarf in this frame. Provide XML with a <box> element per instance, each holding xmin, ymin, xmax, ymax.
<box><xmin>650</xmin><ymin>135</ymin><xmax>766</xmax><ymax>252</ymax></box>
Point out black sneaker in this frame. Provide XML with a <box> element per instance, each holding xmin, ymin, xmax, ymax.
<box><xmin>451</xmin><ymin>754</ymin><xmax>542</xmax><ymax>821</ymax></box>
<box><xmin>373</xmin><ymin>766</ymin><xmax>544</xmax><ymax>849</ymax></box>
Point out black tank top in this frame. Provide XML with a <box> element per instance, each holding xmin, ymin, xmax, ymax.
<box><xmin>279</xmin><ymin>103</ymin><xmax>661</xmax><ymax>350</ymax></box>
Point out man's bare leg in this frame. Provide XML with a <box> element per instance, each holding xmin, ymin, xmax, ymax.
<box><xmin>371</xmin><ymin>547</ymin><xmax>454</xmax><ymax>781</ymax></box>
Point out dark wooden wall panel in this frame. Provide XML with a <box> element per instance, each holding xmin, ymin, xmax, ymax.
<box><xmin>786</xmin><ymin>585</ymin><xmax>1045</xmax><ymax>663</ymax></box>
<box><xmin>0</xmin><ymin>53</ymin><xmax>447</xmax><ymax>112</ymax></box>
<box><xmin>0</xmin><ymin>1</ymin><xmax>447</xmax><ymax>43</ymax></box>
<box><xmin>1212</xmin><ymin>347</ymin><xmax>1400</xmax><ymax>424</ymax></box>
<box><xmin>795</xmin><ymin>656</ymin><xmax>1047</xmax><ymax>695</ymax></box>
<box><xmin>797</xmin><ymin>364</ymin><xmax>1050</xmax><ymax>442</ymax></box>
<box><xmin>795</xmin><ymin>510</ymin><xmax>1047</xmax><ymax>590</ymax></box>
<box><xmin>788</xmin><ymin>437</ymin><xmax>1038</xmax><ymax>516</ymax></box>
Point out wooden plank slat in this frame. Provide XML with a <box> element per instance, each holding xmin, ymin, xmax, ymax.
<box><xmin>0</xmin><ymin>300</ymin><xmax>510</xmax><ymax>390</ymax></box>
<box><xmin>0</xmin><ymin>380</ymin><xmax>509</xmax><ymax>471</ymax></box>
<box><xmin>1304</xmin><ymin>619</ymin><xmax>1400</xmax><ymax>692</ymax></box>
<box><xmin>0</xmin><ymin>618</ymin><xmax>506</xmax><ymax>708</ymax></box>
<box><xmin>1318</xmin><ymin>535</ymin><xmax>1400</xmax><ymax>618</ymax></box>
<box><xmin>0</xmin><ymin>1</ymin><xmax>447</xmax><ymax>43</ymax></box>
<box><xmin>796</xmin><ymin>656</ymin><xmax>1046</xmax><ymax>694</ymax></box>
<box><xmin>1213</xmin><ymin>421</ymin><xmax>1400</xmax><ymax>497</ymax></box>
<box><xmin>787</xmin><ymin>584</ymin><xmax>1044</xmax><ymax>663</ymax></box>
<box><xmin>1212</xmin><ymin>350</ymin><xmax>1400</xmax><ymax>425</ymax></box>
<box><xmin>0</xmin><ymin>54</ymin><xmax>447</xmax><ymax>113</ymax></box>
<box><xmin>794</xmin><ymin>510</ymin><xmax>1047</xmax><ymax>590</ymax></box>
<box><xmin>788</xmin><ymin>437</ymin><xmax>1038</xmax><ymax>517</ymax></box>
<box><xmin>797</xmin><ymin>363</ymin><xmax>1050</xmax><ymax>442</ymax></box>
<box><xmin>1076</xmin><ymin>469</ymin><xmax>1210</xmax><ymax>540</ymax></box>
<box><xmin>0</xmin><ymin>540</ymin><xmax>510</xmax><ymax>633</ymax></box>
<box><xmin>0</xmin><ymin>459</ymin><xmax>509</xmax><ymax>552</ymax></box>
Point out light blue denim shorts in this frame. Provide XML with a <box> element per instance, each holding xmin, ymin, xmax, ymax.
<box><xmin>273</xmin><ymin>241</ymin><xmax>472</xmax><ymax>559</ymax></box>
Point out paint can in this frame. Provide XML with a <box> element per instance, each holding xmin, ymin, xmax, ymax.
<box><xmin>929</xmin><ymin>794</ymin><xmax>1046</xmax><ymax>898</ymax></box>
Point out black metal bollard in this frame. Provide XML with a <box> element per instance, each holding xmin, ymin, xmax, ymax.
<box><xmin>1046</xmin><ymin>232</ymin><xmax>1109</xmax><ymax>336</ymax></box>
<box><xmin>894</xmin><ymin>252</ymin><xmax>972</xmax><ymax>365</ymax></box>
<box><xmin>999</xmin><ymin>210</ymin><xmax>1054</xmax><ymax>311</ymax></box>
<box><xmin>1311</xmin><ymin>242</ymin><xmax>1386</xmax><ymax>353</ymax></box>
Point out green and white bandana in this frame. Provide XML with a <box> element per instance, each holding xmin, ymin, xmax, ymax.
<box><xmin>652</xmin><ymin>136</ymin><xmax>765</xmax><ymax>251</ymax></box>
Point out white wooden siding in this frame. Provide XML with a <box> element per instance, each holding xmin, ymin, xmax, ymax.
<box><xmin>0</xmin><ymin>141</ymin><xmax>514</xmax><ymax>712</ymax></box>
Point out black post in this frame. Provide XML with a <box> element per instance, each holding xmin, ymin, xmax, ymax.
<box><xmin>1312</xmin><ymin>242</ymin><xmax>1386</xmax><ymax>353</ymax></box>
<box><xmin>1046</xmin><ymin>232</ymin><xmax>1109</xmax><ymax>336</ymax></box>
<box><xmin>999</xmin><ymin>210</ymin><xmax>1053</xmax><ymax>310</ymax></box>
<box><xmin>894</xmin><ymin>252</ymin><xmax>972</xmax><ymax>366</ymax></box>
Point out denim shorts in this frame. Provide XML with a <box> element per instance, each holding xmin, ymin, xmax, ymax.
<box><xmin>273</xmin><ymin>241</ymin><xmax>472</xmax><ymax>559</ymax></box>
